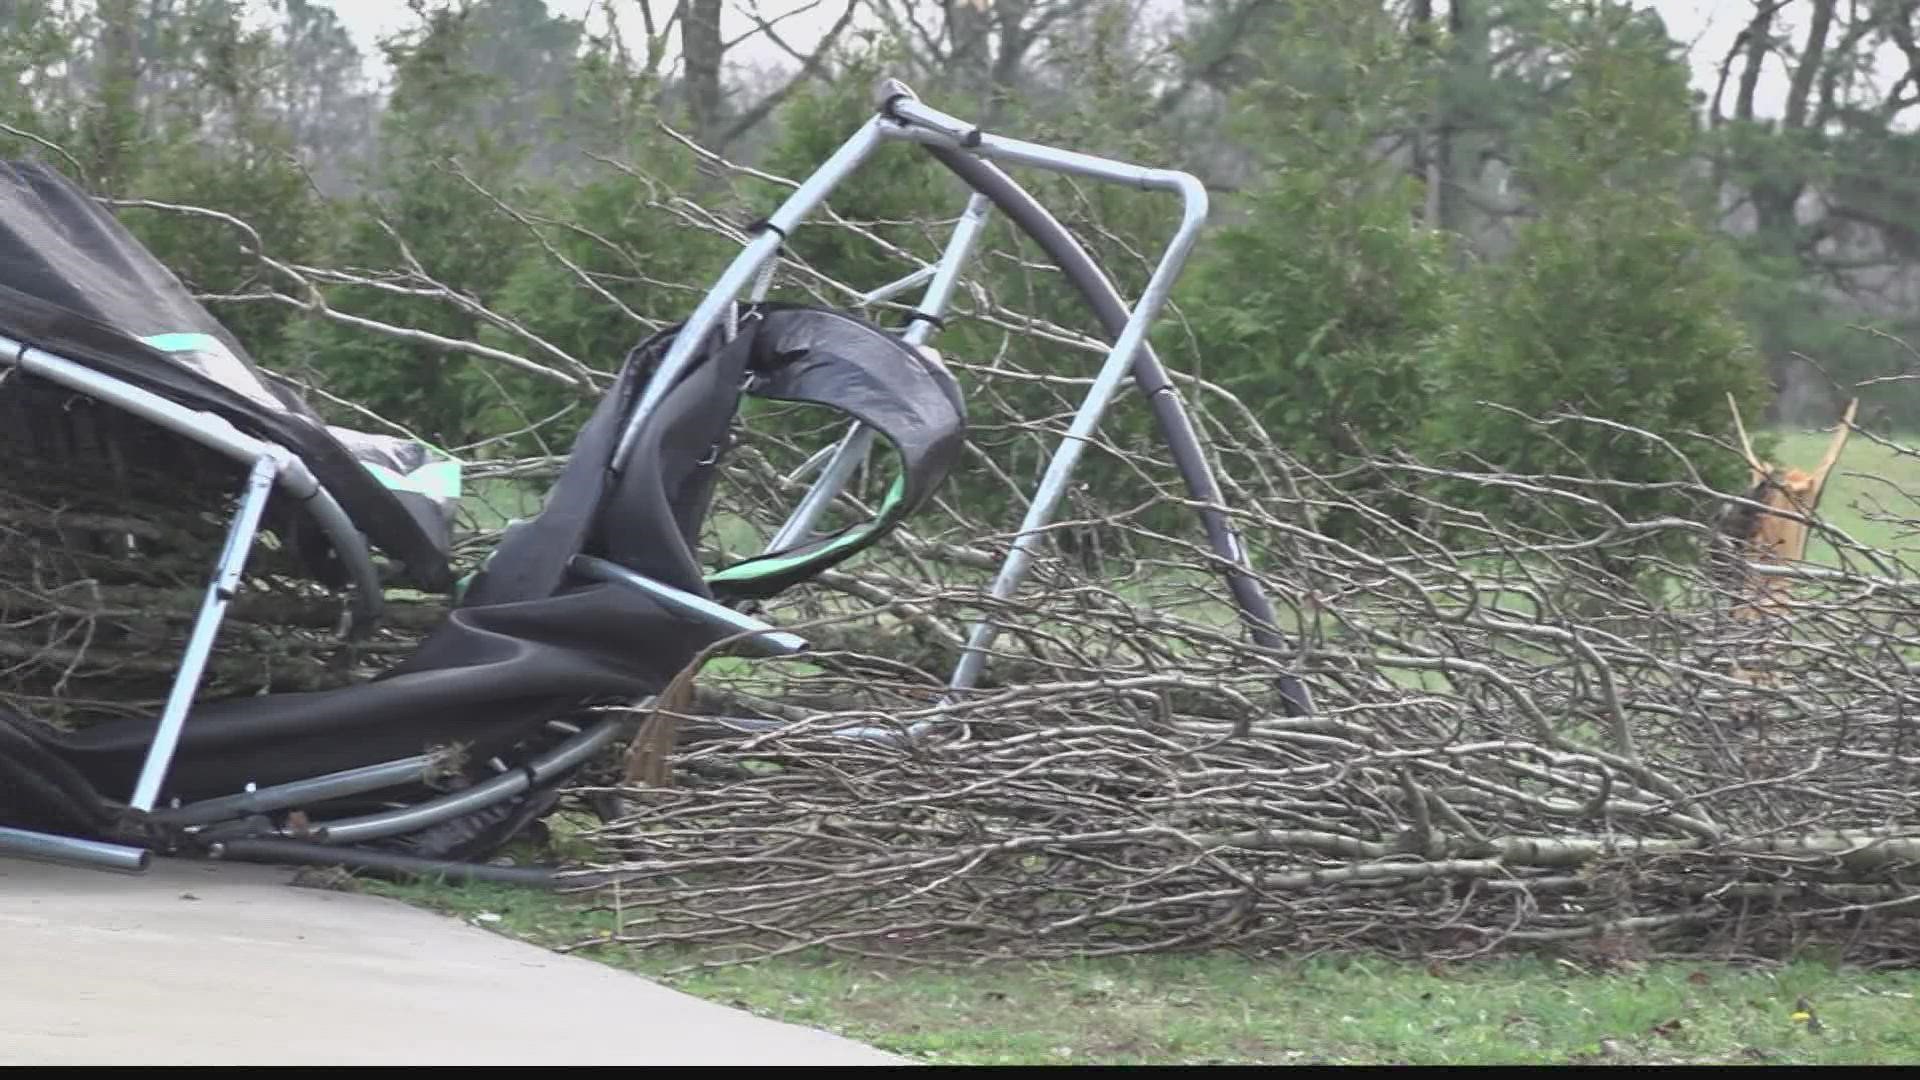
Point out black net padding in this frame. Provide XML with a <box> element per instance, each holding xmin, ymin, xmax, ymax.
<box><xmin>456</xmin><ymin>326</ymin><xmax>699</xmax><ymax>609</ymax></box>
<box><xmin>703</xmin><ymin>302</ymin><xmax>967</xmax><ymax>601</ymax></box>
<box><xmin>0</xmin><ymin>159</ymin><xmax>454</xmax><ymax>592</ymax></box>
<box><xmin>464</xmin><ymin>301</ymin><xmax>967</xmax><ymax>608</ymax></box>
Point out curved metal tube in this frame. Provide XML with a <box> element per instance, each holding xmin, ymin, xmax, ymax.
<box><xmin>152</xmin><ymin>754</ymin><xmax>440</xmax><ymax>828</ymax></box>
<box><xmin>0</xmin><ymin>825</ymin><xmax>151</xmax><ymax>873</ymax></box>
<box><xmin>307</xmin><ymin>719</ymin><xmax>620</xmax><ymax>845</ymax></box>
<box><xmin>915</xmin><ymin>149</ymin><xmax>1314</xmax><ymax>717</ymax></box>
<box><xmin>299</xmin><ymin>482</ymin><xmax>385</xmax><ymax>633</ymax></box>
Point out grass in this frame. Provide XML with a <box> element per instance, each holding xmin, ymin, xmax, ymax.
<box><xmin>358</xmin><ymin>877</ymin><xmax>1920</xmax><ymax>1065</ymax></box>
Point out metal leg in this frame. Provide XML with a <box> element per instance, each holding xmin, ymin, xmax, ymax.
<box><xmin>0</xmin><ymin>825</ymin><xmax>151</xmax><ymax>873</ymax></box>
<box><xmin>942</xmin><ymin>207</ymin><xmax>1209</xmax><ymax>694</ymax></box>
<box><xmin>764</xmin><ymin>192</ymin><xmax>994</xmax><ymax>553</ymax></box>
<box><xmin>921</xmin><ymin>148</ymin><xmax>1314</xmax><ymax>715</ymax></box>
<box><xmin>766</xmin><ymin>423</ymin><xmax>878</xmax><ymax>554</ymax></box>
<box><xmin>129</xmin><ymin>454</ymin><xmax>279</xmax><ymax>812</ymax></box>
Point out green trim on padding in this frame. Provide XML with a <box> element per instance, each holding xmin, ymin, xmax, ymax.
<box><xmin>361</xmin><ymin>458</ymin><xmax>464</xmax><ymax>501</ymax></box>
<box><xmin>143</xmin><ymin>332</ymin><xmax>464</xmax><ymax>499</ymax></box>
<box><xmin>142</xmin><ymin>331</ymin><xmax>224</xmax><ymax>353</ymax></box>
<box><xmin>706</xmin><ymin>472</ymin><xmax>906</xmax><ymax>584</ymax></box>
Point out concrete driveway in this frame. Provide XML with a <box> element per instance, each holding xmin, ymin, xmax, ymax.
<box><xmin>0</xmin><ymin>855</ymin><xmax>906</xmax><ymax>1065</ymax></box>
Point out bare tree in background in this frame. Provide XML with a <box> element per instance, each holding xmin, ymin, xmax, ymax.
<box><xmin>862</xmin><ymin>0</ymin><xmax>1108</xmax><ymax>106</ymax></box>
<box><xmin>673</xmin><ymin>0</ymin><xmax>860</xmax><ymax>148</ymax></box>
<box><xmin>84</xmin><ymin>0</ymin><xmax>141</xmax><ymax>192</ymax></box>
<box><xmin>1694</xmin><ymin>0</ymin><xmax>1920</xmax><ymax>423</ymax></box>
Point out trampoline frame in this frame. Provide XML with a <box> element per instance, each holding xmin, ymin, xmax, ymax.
<box><xmin>0</xmin><ymin>78</ymin><xmax>1312</xmax><ymax>878</ymax></box>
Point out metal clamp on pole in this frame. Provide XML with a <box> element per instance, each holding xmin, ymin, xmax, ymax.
<box><xmin>874</xmin><ymin>78</ymin><xmax>979</xmax><ymax>145</ymax></box>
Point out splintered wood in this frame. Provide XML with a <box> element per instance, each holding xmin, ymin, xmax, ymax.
<box><xmin>1721</xmin><ymin>393</ymin><xmax>1857</xmax><ymax>618</ymax></box>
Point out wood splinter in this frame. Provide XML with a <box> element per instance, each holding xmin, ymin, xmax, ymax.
<box><xmin>1720</xmin><ymin>394</ymin><xmax>1856</xmax><ymax>690</ymax></box>
<box><xmin>1723</xmin><ymin>393</ymin><xmax>1857</xmax><ymax>592</ymax></box>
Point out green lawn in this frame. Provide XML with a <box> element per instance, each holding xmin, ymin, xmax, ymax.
<box><xmin>360</xmin><ymin>878</ymin><xmax>1920</xmax><ymax>1066</ymax></box>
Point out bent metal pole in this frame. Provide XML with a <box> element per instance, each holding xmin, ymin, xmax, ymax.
<box><xmin>870</xmin><ymin>79</ymin><xmax>1314</xmax><ymax>716</ymax></box>
<box><xmin>764</xmin><ymin>191</ymin><xmax>994</xmax><ymax>554</ymax></box>
<box><xmin>918</xmin><ymin>147</ymin><xmax>1315</xmax><ymax>717</ymax></box>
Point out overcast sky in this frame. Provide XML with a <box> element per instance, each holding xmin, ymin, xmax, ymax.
<box><xmin>315</xmin><ymin>0</ymin><xmax>1816</xmax><ymax>117</ymax></box>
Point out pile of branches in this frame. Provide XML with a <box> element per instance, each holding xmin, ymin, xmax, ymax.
<box><xmin>557</xmin><ymin>417</ymin><xmax>1920</xmax><ymax>966</ymax></box>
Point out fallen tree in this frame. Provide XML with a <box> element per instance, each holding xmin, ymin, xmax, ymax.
<box><xmin>555</xmin><ymin>434</ymin><xmax>1920</xmax><ymax>968</ymax></box>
